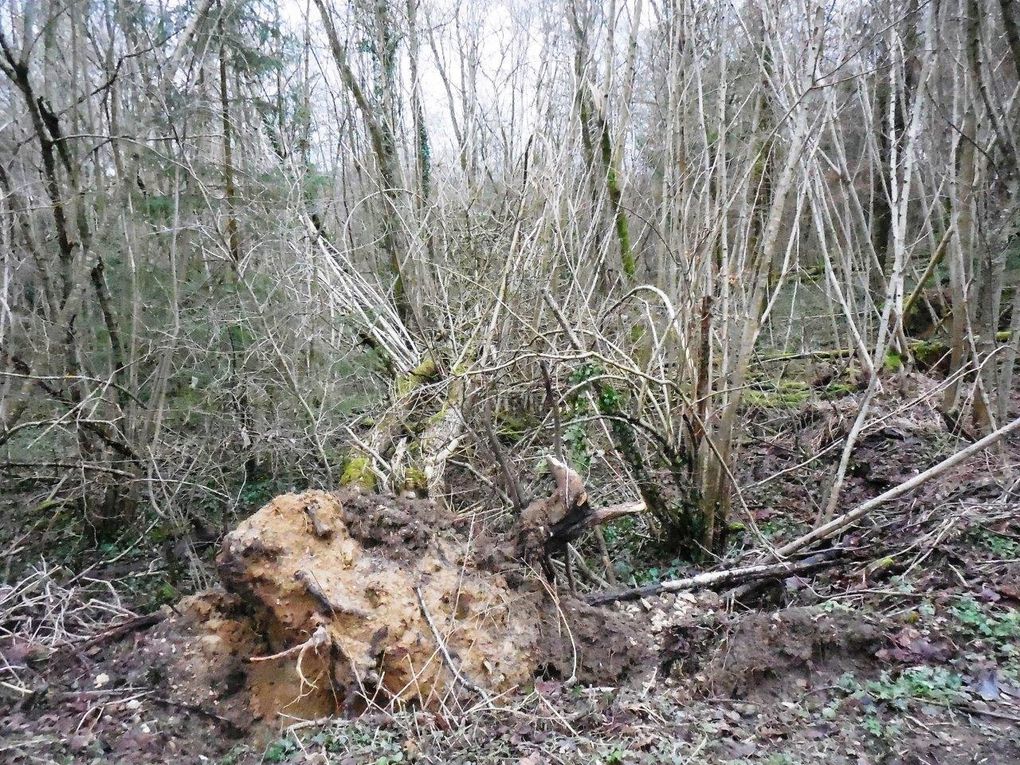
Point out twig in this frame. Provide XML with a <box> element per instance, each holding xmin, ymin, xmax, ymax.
<box><xmin>341</xmin><ymin>426</ymin><xmax>392</xmax><ymax>485</ymax></box>
<box><xmin>540</xmin><ymin>361</ymin><xmax>565</xmax><ymax>462</ymax></box>
<box><xmin>567</xmin><ymin>543</ymin><xmax>609</xmax><ymax>588</ymax></box>
<box><xmin>921</xmin><ymin>697</ymin><xmax>1020</xmax><ymax>724</ymax></box>
<box><xmin>0</xmin><ymin>461</ymin><xmax>136</xmax><ymax>478</ymax></box>
<box><xmin>250</xmin><ymin>625</ymin><xmax>330</xmax><ymax>664</ymax></box>
<box><xmin>902</xmin><ymin>224</ymin><xmax>955</xmax><ymax>319</ymax></box>
<box><xmin>250</xmin><ymin>624</ymin><xmax>332</xmax><ymax>693</ymax></box>
<box><xmin>74</xmin><ymin>612</ymin><xmax>166</xmax><ymax>652</ymax></box>
<box><xmin>482</xmin><ymin>401</ymin><xmax>527</xmax><ymax>510</ymax></box>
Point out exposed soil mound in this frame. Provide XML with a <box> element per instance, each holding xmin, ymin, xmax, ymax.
<box><xmin>332</xmin><ymin>490</ymin><xmax>459</xmax><ymax>563</ymax></box>
<box><xmin>666</xmin><ymin>606</ymin><xmax>884</xmax><ymax>701</ymax></box>
<box><xmin>139</xmin><ymin>489</ymin><xmax>652</xmax><ymax>728</ymax></box>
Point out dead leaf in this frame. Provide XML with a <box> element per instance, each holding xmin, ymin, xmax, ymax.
<box><xmin>876</xmin><ymin>627</ymin><xmax>953</xmax><ymax>662</ymax></box>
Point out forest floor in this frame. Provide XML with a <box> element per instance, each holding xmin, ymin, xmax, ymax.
<box><xmin>2</xmin><ymin>374</ymin><xmax>1019</xmax><ymax>764</ymax></box>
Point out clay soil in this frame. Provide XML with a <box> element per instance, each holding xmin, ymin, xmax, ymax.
<box><xmin>2</xmin><ymin>380</ymin><xmax>1019</xmax><ymax>764</ymax></box>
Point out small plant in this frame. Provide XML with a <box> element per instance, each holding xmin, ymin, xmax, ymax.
<box><xmin>631</xmin><ymin>557</ymin><xmax>685</xmax><ymax>585</ymax></box>
<box><xmin>952</xmin><ymin>597</ymin><xmax>1020</xmax><ymax>639</ymax></box>
<box><xmin>563</xmin><ymin>422</ymin><xmax>592</xmax><ymax>473</ymax></box>
<box><xmin>860</xmin><ymin>710</ymin><xmax>901</xmax><ymax>741</ymax></box>
<box><xmin>863</xmin><ymin>666</ymin><xmax>965</xmax><ymax>709</ymax></box>
<box><xmin>758</xmin><ymin>516</ymin><xmax>803</xmax><ymax>541</ymax></box>
<box><xmin>603</xmin><ymin>746</ymin><xmax>630</xmax><ymax>764</ymax></box>
<box><xmin>219</xmin><ymin>745</ymin><xmax>253</xmax><ymax>765</ymax></box>
<box><xmin>820</xmin><ymin>599</ymin><xmax>853</xmax><ymax>614</ymax></box>
<box><xmin>971</xmin><ymin>529</ymin><xmax>1020</xmax><ymax>558</ymax></box>
<box><xmin>263</xmin><ymin>736</ymin><xmax>298</xmax><ymax>763</ymax></box>
<box><xmin>240</xmin><ymin>477</ymin><xmax>280</xmax><ymax>508</ymax></box>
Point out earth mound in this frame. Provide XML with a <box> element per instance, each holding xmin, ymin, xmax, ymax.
<box><xmin>143</xmin><ymin>489</ymin><xmax>650</xmax><ymax>729</ymax></box>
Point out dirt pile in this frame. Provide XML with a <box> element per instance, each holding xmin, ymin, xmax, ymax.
<box><xmin>149</xmin><ymin>489</ymin><xmax>649</xmax><ymax>728</ymax></box>
<box><xmin>665</xmin><ymin>606</ymin><xmax>884</xmax><ymax>701</ymax></box>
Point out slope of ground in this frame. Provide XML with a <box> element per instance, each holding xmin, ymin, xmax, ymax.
<box><xmin>2</xmin><ymin>378</ymin><xmax>1018</xmax><ymax>764</ymax></box>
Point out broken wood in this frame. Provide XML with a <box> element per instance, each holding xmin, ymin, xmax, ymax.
<box><xmin>516</xmin><ymin>456</ymin><xmax>643</xmax><ymax>587</ymax></box>
<box><xmin>586</xmin><ymin>551</ymin><xmax>844</xmax><ymax>606</ymax></box>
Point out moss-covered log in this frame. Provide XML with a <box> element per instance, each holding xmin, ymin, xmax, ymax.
<box><xmin>340</xmin><ymin>355</ymin><xmax>466</xmax><ymax>499</ymax></box>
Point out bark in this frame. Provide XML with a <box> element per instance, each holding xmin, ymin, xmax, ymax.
<box><xmin>312</xmin><ymin>0</ymin><xmax>411</xmax><ymax>324</ymax></box>
<box><xmin>570</xmin><ymin>1</ymin><xmax>635</xmax><ymax>282</ymax></box>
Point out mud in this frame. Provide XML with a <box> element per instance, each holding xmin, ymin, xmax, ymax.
<box><xmin>4</xmin><ymin>397</ymin><xmax>1018</xmax><ymax>764</ymax></box>
<box><xmin>131</xmin><ymin>590</ymin><xmax>265</xmax><ymax>730</ymax></box>
<box><xmin>665</xmin><ymin>606</ymin><xmax>885</xmax><ymax>701</ymax></box>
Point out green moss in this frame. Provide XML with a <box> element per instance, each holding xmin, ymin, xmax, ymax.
<box><xmin>403</xmin><ymin>466</ymin><xmax>427</xmax><ymax>492</ymax></box>
<box><xmin>801</xmin><ymin>263</ymin><xmax>824</xmax><ymax>281</ymax></box>
<box><xmin>413</xmin><ymin>356</ymin><xmax>439</xmax><ymax>378</ymax></box>
<box><xmin>909</xmin><ymin>339</ymin><xmax>947</xmax><ymax>368</ymax></box>
<box><xmin>821</xmin><ymin>381</ymin><xmax>856</xmax><ymax>399</ymax></box>
<box><xmin>395</xmin><ymin>356</ymin><xmax>439</xmax><ymax>398</ymax></box>
<box><xmin>494</xmin><ymin>408</ymin><xmax>539</xmax><ymax>443</ymax></box>
<box><xmin>616</xmin><ymin>207</ymin><xmax>635</xmax><ymax>279</ymax></box>
<box><xmin>745</xmin><ymin>379</ymin><xmax>812</xmax><ymax>409</ymax></box>
<box><xmin>340</xmin><ymin>454</ymin><xmax>376</xmax><ymax>490</ymax></box>
<box><xmin>883</xmin><ymin>349</ymin><xmax>903</xmax><ymax>372</ymax></box>
<box><xmin>427</xmin><ymin>404</ymin><xmax>449</xmax><ymax>426</ymax></box>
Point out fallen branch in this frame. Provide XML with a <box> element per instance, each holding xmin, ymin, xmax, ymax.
<box><xmin>586</xmin><ymin>551</ymin><xmax>843</xmax><ymax>606</ymax></box>
<box><xmin>774</xmin><ymin>415</ymin><xmax>1020</xmax><ymax>559</ymax></box>
<box><xmin>74</xmin><ymin>612</ymin><xmax>166</xmax><ymax>652</ymax></box>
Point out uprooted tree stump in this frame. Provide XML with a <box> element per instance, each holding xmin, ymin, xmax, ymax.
<box><xmin>143</xmin><ymin>488</ymin><xmax>650</xmax><ymax>729</ymax></box>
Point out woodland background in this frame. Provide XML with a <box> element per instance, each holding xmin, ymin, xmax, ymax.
<box><xmin>1</xmin><ymin>0</ymin><xmax>1018</xmax><ymax>604</ymax></box>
